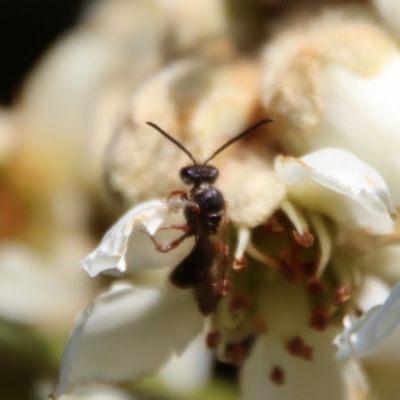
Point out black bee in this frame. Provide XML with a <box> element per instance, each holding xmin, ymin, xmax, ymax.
<box><xmin>146</xmin><ymin>118</ymin><xmax>274</xmax><ymax>315</ymax></box>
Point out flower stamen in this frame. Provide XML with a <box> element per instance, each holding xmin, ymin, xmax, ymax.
<box><xmin>308</xmin><ymin>213</ymin><xmax>332</xmax><ymax>278</ymax></box>
<box><xmin>245</xmin><ymin>241</ymin><xmax>281</xmax><ymax>269</ymax></box>
<box><xmin>281</xmin><ymin>200</ymin><xmax>308</xmax><ymax>236</ymax></box>
<box><xmin>293</xmin><ymin>230</ymin><xmax>314</xmax><ymax>248</ymax></box>
<box><xmin>234</xmin><ymin>226</ymin><xmax>250</xmax><ymax>270</ymax></box>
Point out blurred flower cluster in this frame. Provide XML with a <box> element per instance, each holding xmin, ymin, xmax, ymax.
<box><xmin>5</xmin><ymin>0</ymin><xmax>400</xmax><ymax>399</ymax></box>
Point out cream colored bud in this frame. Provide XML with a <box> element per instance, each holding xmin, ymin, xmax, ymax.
<box><xmin>262</xmin><ymin>5</ymin><xmax>400</xmax><ymax>203</ymax></box>
<box><xmin>104</xmin><ymin>59</ymin><xmax>272</xmax><ymax>213</ymax></box>
<box><xmin>158</xmin><ymin>0</ymin><xmax>229</xmax><ymax>53</ymax></box>
<box><xmin>218</xmin><ymin>157</ymin><xmax>286</xmax><ymax>227</ymax></box>
<box><xmin>262</xmin><ymin>5</ymin><xmax>398</xmax><ymax>137</ymax></box>
<box><xmin>17</xmin><ymin>0</ymin><xmax>165</xmax><ymax>195</ymax></box>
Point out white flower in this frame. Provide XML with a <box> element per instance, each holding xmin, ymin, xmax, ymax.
<box><xmin>53</xmin><ymin>145</ymin><xmax>398</xmax><ymax>399</ymax></box>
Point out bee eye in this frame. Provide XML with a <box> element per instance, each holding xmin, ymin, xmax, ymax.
<box><xmin>180</xmin><ymin>167</ymin><xmax>194</xmax><ymax>185</ymax></box>
<box><xmin>180</xmin><ymin>165</ymin><xmax>219</xmax><ymax>185</ymax></box>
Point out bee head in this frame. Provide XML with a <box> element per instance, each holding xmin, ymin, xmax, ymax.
<box><xmin>180</xmin><ymin>165</ymin><xmax>219</xmax><ymax>186</ymax></box>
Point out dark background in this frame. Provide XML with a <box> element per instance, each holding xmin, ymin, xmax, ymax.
<box><xmin>0</xmin><ymin>0</ymin><xmax>89</xmax><ymax>106</ymax></box>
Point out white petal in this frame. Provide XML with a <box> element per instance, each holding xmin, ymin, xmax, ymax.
<box><xmin>242</xmin><ymin>278</ymin><xmax>347</xmax><ymax>400</ymax></box>
<box><xmin>0</xmin><ymin>241</ymin><xmax>93</xmax><ymax>329</ymax></box>
<box><xmin>159</xmin><ymin>332</ymin><xmax>212</xmax><ymax>394</ymax></box>
<box><xmin>52</xmin><ymin>282</ymin><xmax>203</xmax><ymax>399</ymax></box>
<box><xmin>242</xmin><ymin>338</ymin><xmax>347</xmax><ymax>400</ymax></box>
<box><xmin>80</xmin><ymin>199</ymin><xmax>184</xmax><ymax>277</ymax></box>
<box><xmin>335</xmin><ymin>281</ymin><xmax>400</xmax><ymax>361</ymax></box>
<box><xmin>275</xmin><ymin>148</ymin><xmax>396</xmax><ymax>234</ymax></box>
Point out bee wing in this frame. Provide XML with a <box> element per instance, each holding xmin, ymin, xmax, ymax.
<box><xmin>193</xmin><ymin>238</ymin><xmax>227</xmax><ymax>316</ymax></box>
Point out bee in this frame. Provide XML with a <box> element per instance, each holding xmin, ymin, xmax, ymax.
<box><xmin>146</xmin><ymin>118</ymin><xmax>274</xmax><ymax>315</ymax></box>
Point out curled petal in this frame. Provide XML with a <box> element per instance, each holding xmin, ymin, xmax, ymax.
<box><xmin>275</xmin><ymin>148</ymin><xmax>397</xmax><ymax>234</ymax></box>
<box><xmin>335</xmin><ymin>281</ymin><xmax>400</xmax><ymax>361</ymax></box>
<box><xmin>80</xmin><ymin>199</ymin><xmax>184</xmax><ymax>277</ymax></box>
<box><xmin>52</xmin><ymin>282</ymin><xmax>203</xmax><ymax>399</ymax></box>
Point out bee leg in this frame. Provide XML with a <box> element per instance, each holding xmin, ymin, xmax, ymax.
<box><xmin>214</xmin><ymin>242</ymin><xmax>228</xmax><ymax>254</ymax></box>
<box><xmin>157</xmin><ymin>224</ymin><xmax>192</xmax><ymax>233</ymax></box>
<box><xmin>167</xmin><ymin>189</ymin><xmax>189</xmax><ymax>202</ymax></box>
<box><xmin>149</xmin><ymin>232</ymin><xmax>192</xmax><ymax>253</ymax></box>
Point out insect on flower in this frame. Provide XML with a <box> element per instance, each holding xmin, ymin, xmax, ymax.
<box><xmin>146</xmin><ymin>119</ymin><xmax>274</xmax><ymax>315</ymax></box>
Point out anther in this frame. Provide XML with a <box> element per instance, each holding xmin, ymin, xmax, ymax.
<box><xmin>309</xmin><ymin>304</ymin><xmax>330</xmax><ymax>332</ymax></box>
<box><xmin>354</xmin><ymin>308</ymin><xmax>364</xmax><ymax>318</ymax></box>
<box><xmin>333</xmin><ymin>286</ymin><xmax>351</xmax><ymax>306</ymax></box>
<box><xmin>293</xmin><ymin>230</ymin><xmax>314</xmax><ymax>248</ymax></box>
<box><xmin>270</xmin><ymin>366</ymin><xmax>285</xmax><ymax>386</ymax></box>
<box><xmin>307</xmin><ymin>277</ymin><xmax>325</xmax><ymax>295</ymax></box>
<box><xmin>286</xmin><ymin>336</ymin><xmax>314</xmax><ymax>361</ymax></box>
<box><xmin>228</xmin><ymin>293</ymin><xmax>252</xmax><ymax>313</ymax></box>
<box><xmin>225</xmin><ymin>343</ymin><xmax>247</xmax><ymax>366</ymax></box>
<box><xmin>264</xmin><ymin>217</ymin><xmax>285</xmax><ymax>233</ymax></box>
<box><xmin>233</xmin><ymin>257</ymin><xmax>248</xmax><ymax>271</ymax></box>
<box><xmin>206</xmin><ymin>330</ymin><xmax>222</xmax><ymax>349</ymax></box>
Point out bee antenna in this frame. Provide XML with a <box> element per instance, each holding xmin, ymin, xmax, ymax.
<box><xmin>146</xmin><ymin>122</ymin><xmax>197</xmax><ymax>165</ymax></box>
<box><xmin>203</xmin><ymin>118</ymin><xmax>275</xmax><ymax>165</ymax></box>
